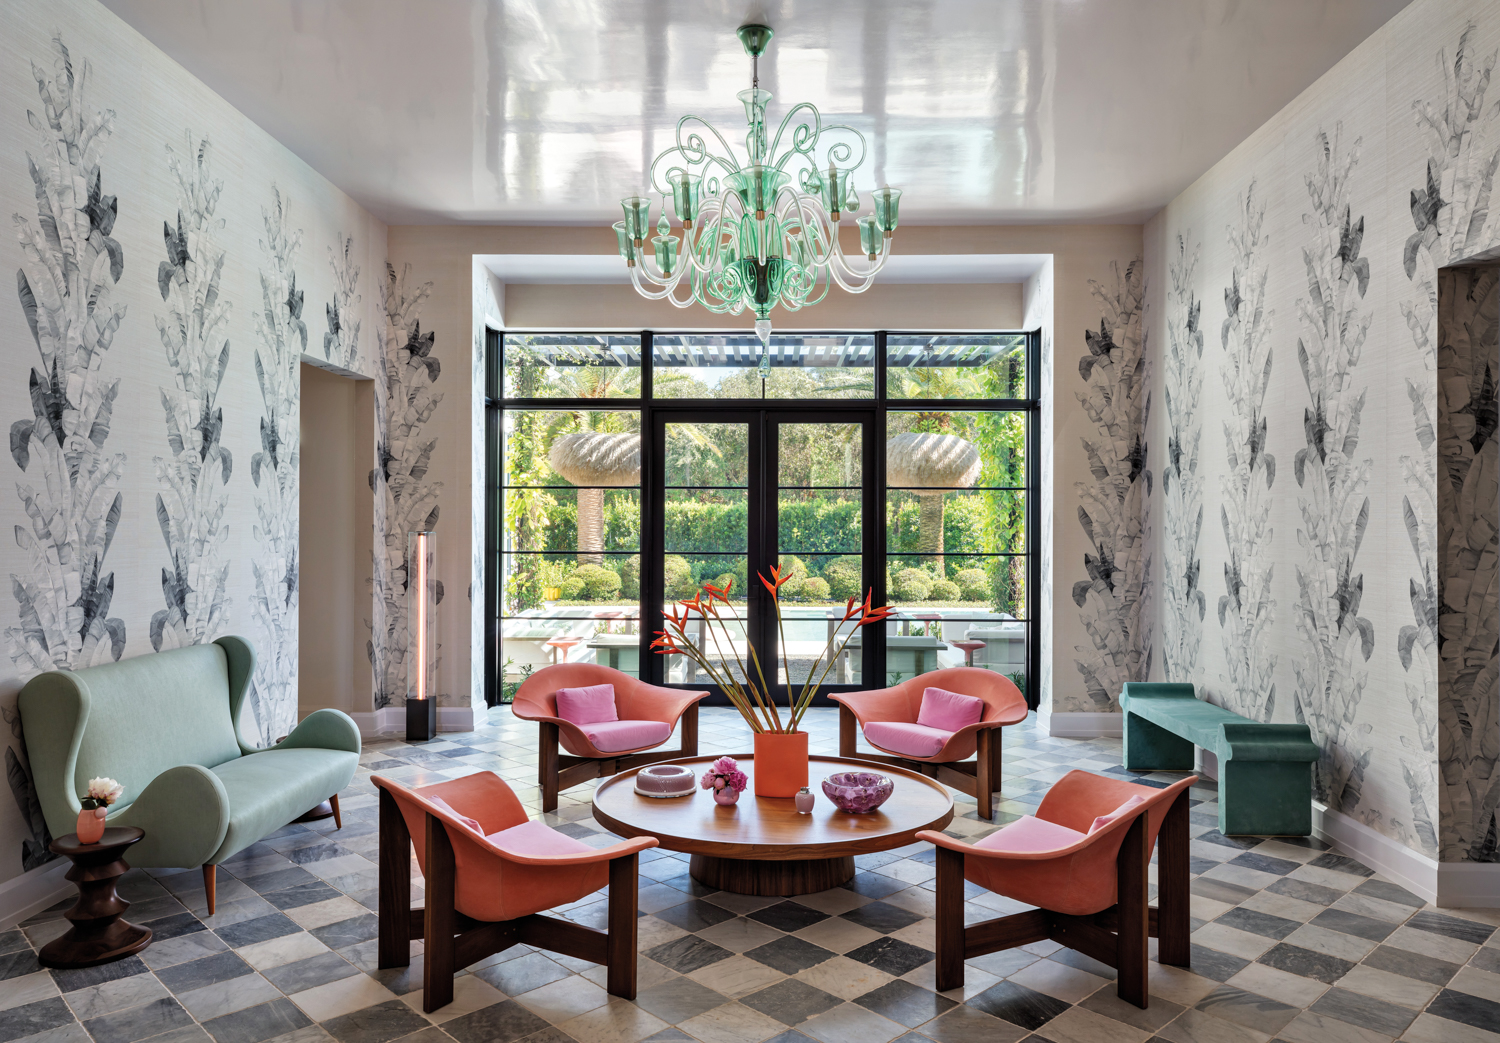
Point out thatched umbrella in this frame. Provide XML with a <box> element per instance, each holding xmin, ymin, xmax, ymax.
<box><xmin>886</xmin><ymin>432</ymin><xmax>981</xmax><ymax>576</ymax></box>
<box><xmin>549</xmin><ymin>432</ymin><xmax>641</xmax><ymax>565</ymax></box>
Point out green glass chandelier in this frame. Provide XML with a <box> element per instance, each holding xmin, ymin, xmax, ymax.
<box><xmin>614</xmin><ymin>23</ymin><xmax>902</xmax><ymax>345</ymax></box>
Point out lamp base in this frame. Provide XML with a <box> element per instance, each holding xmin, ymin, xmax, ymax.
<box><xmin>406</xmin><ymin>698</ymin><xmax>437</xmax><ymax>742</ymax></box>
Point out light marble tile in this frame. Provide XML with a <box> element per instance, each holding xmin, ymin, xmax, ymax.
<box><xmin>284</xmin><ymin>897</ymin><xmax>370</xmax><ymax>931</ymax></box>
<box><xmin>1145</xmin><ymin>963</ymin><xmax>1222</xmax><ymax>1007</ymax></box>
<box><xmin>1192</xmin><ymin>922</ymin><xmax>1277</xmax><ymax>960</ymax></box>
<box><xmin>1386</xmin><ymin>924</ymin><xmax>1481</xmax><ymax>964</ymax></box>
<box><xmin>695</xmin><ymin>917</ymin><xmax>784</xmax><ymax>953</ymax></box>
<box><xmin>558</xmin><ymin>997</ymin><xmax>669</xmax><ymax>1043</ymax></box>
<box><xmin>792</xmin><ymin>888</ymin><xmax>873</xmax><ymax>916</ymax></box>
<box><xmin>1037</xmin><ymin>1004</ymin><xmax>1152</xmax><ymax>1043</ymax></box>
<box><xmin>677</xmin><ymin>1001</ymin><xmax>786</xmax><ymax>1043</ymax></box>
<box><xmin>238</xmin><ymin>932</ymin><xmax>333</xmax><ymax>971</ymax></box>
<box><xmin>901</xmin><ymin>960</ymin><xmax>1001</xmax><ymax>1002</ymax></box>
<box><xmin>1334</xmin><ymin>963</ymin><xmax>1438</xmax><ymax>1009</ymax></box>
<box><xmin>793</xmin><ymin>955</ymin><xmax>897</xmax><ymax>1000</ymax></box>
<box><xmin>138</xmin><ymin>930</ymin><xmax>229</xmax><ymax>970</ymax></box>
<box><xmin>889</xmin><ymin>918</ymin><xmax>935</xmax><ymax>951</ymax></box>
<box><xmin>1007</xmin><ymin>958</ymin><xmax>1110</xmax><ymax>1003</ymax></box>
<box><xmin>1203</xmin><ymin>863</ymin><xmax>1283</xmax><ymax>892</ymax></box>
<box><xmin>1400</xmin><ymin>1011</ymin><xmax>1500</xmax><ymax>1043</ymax></box>
<box><xmin>1240</xmin><ymin>890</ymin><xmax>1326</xmax><ymax>924</ymax></box>
<box><xmin>882</xmin><ymin>886</ymin><xmax>938</xmax><ymax>919</ymax></box>
<box><xmin>1226</xmin><ymin>962</ymin><xmax>1330</xmax><ymax>1008</ymax></box>
<box><xmin>0</xmin><ymin>969</ymin><xmax>59</xmax><ymax>1011</ymax></box>
<box><xmin>1330</xmin><ymin>893</ymin><xmax>1415</xmax><ymax>925</ymax></box>
<box><xmin>792</xmin><ymin>916</ymin><xmax>884</xmax><ymax>954</ymax></box>
<box><xmin>580</xmin><ymin>955</ymin><xmax>679</xmax><ymax>993</ymax></box>
<box><xmin>64</xmin><ymin>974</ymin><xmax>170</xmax><ymax>1020</ymax></box>
<box><xmin>1277</xmin><ymin>1009</ymin><xmax>1393</xmax><ymax>1043</ymax></box>
<box><xmin>287</xmin><ymin>972</ymin><xmax>400</xmax><ymax>1022</ymax></box>
<box><xmin>702</xmin><ymin>893</ymin><xmax>781</xmax><ymax>916</ymax></box>
<box><xmin>514</xmin><ymin>975</ymin><xmax>610</xmax><ymax>1023</ymax></box>
<box><xmin>1449</xmin><ymin>965</ymin><xmax>1500</xmax><ymax>1003</ymax></box>
<box><xmin>178</xmin><ymin>972</ymin><xmax>283</xmax><ymax>1020</ymax></box>
<box><xmin>685</xmin><ymin>955</ymin><xmax>787</xmax><ymax>999</ymax></box>
<box><xmin>799</xmin><ymin>1002</ymin><xmax>907</xmax><ymax>1043</ymax></box>
<box><xmin>1283</xmin><ymin>924</ymin><xmax>1376</xmax><ymax>962</ymax></box>
<box><xmin>1158</xmin><ymin>1007</ymin><xmax>1272</xmax><ymax>1043</ymax></box>
<box><xmin>635</xmin><ymin>915</ymin><xmax>690</xmax><ymax>952</ymax></box>
<box><xmin>400</xmin><ymin>974</ymin><xmax>504</xmax><ymax>1024</ymax></box>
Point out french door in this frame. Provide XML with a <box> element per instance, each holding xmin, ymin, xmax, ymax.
<box><xmin>644</xmin><ymin>407</ymin><xmax>882</xmax><ymax>703</ymax></box>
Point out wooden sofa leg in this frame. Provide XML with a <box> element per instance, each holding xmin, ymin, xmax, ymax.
<box><xmin>539</xmin><ymin>722</ymin><xmax>560</xmax><ymax>814</ymax></box>
<box><xmin>1156</xmin><ymin>788</ymin><xmax>1191</xmax><ymax>967</ymax></box>
<box><xmin>680</xmin><ymin>703</ymin><xmax>699</xmax><ymax>758</ymax></box>
<box><xmin>976</xmin><ymin>730</ymin><xmax>995</xmax><ymax>821</ymax></box>
<box><xmin>1116</xmin><ymin>814</ymin><xmax>1150</xmax><ymax>1008</ymax></box>
<box><xmin>202</xmin><ymin>865</ymin><xmax>216</xmax><ymax>917</ymax></box>
<box><xmin>423</xmin><ymin>812</ymin><xmax>457</xmax><ymax>1013</ymax></box>
<box><xmin>606</xmin><ymin>853</ymin><xmax>639</xmax><ymax>999</ymax></box>
<box><xmin>330</xmin><ymin>793</ymin><xmax>342</xmax><ymax>830</ymax></box>
<box><xmin>839</xmin><ymin>705</ymin><xmax>857</xmax><ymax>758</ymax></box>
<box><xmin>934</xmin><ymin>846</ymin><xmax>966</xmax><ymax>992</ymax></box>
<box><xmin>378</xmin><ymin>787</ymin><xmax>412</xmax><ymax>969</ymax></box>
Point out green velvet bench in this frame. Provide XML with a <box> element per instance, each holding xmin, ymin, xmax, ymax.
<box><xmin>20</xmin><ymin>636</ymin><xmax>361</xmax><ymax>914</ymax></box>
<box><xmin>1120</xmin><ymin>682</ymin><xmax>1318</xmax><ymax>836</ymax></box>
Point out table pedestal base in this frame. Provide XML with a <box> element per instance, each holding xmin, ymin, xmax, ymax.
<box><xmin>39</xmin><ymin>829</ymin><xmax>152</xmax><ymax>969</ymax></box>
<box><xmin>690</xmin><ymin>854</ymin><xmax>855</xmax><ymax>896</ymax></box>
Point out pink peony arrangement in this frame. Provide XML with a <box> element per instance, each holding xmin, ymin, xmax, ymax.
<box><xmin>700</xmin><ymin>756</ymin><xmax>748</xmax><ymax>794</ymax></box>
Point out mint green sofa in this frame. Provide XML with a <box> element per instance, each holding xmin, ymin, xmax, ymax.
<box><xmin>19</xmin><ymin>636</ymin><xmax>361</xmax><ymax>912</ymax></box>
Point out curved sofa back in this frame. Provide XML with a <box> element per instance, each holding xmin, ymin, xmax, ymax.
<box><xmin>21</xmin><ymin>641</ymin><xmax>241</xmax><ymax>827</ymax></box>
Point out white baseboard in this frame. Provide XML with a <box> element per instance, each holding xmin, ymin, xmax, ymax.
<box><xmin>1039</xmin><ymin>710</ymin><xmax>1123</xmax><ymax>738</ymax></box>
<box><xmin>1312</xmin><ymin>801</ymin><xmax>1500</xmax><ymax>908</ymax></box>
<box><xmin>0</xmin><ymin>858</ymin><xmax>72</xmax><ymax>930</ymax></box>
<box><xmin>349</xmin><ymin>705</ymin><xmax>475</xmax><ymax>737</ymax></box>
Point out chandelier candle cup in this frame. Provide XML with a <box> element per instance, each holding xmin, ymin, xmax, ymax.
<box><xmin>614</xmin><ymin>21</ymin><xmax>902</xmax><ymax>340</ymax></box>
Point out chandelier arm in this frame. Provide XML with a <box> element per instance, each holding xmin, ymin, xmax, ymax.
<box><xmin>766</xmin><ymin>102</ymin><xmax>822</xmax><ymax>169</ymax></box>
<box><xmin>775</xmin><ymin>189</ymin><xmax>838</xmax><ymax>268</ymax></box>
<box><xmin>675</xmin><ymin>116</ymin><xmax>742</xmax><ymax>175</ymax></box>
<box><xmin>681</xmin><ymin>197</ymin><xmax>737</xmax><ymax>276</ymax></box>
<box><xmin>811</xmin><ymin>123</ymin><xmax>869</xmax><ymax>173</ymax></box>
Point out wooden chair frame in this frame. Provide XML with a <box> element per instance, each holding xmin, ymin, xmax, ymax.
<box><xmin>838</xmin><ymin>706</ymin><xmax>1004</xmax><ymax>819</ymax></box>
<box><xmin>540</xmin><ymin>702</ymin><xmax>699</xmax><ymax>812</ymax></box>
<box><xmin>376</xmin><ymin>787</ymin><xmax>640</xmax><ymax>1012</ymax></box>
<box><xmin>933</xmin><ymin>785</ymin><xmax>1192</xmax><ymax>1008</ymax></box>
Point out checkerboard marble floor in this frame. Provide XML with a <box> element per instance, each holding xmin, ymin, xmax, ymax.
<box><xmin>5</xmin><ymin>707</ymin><xmax>1500</xmax><ymax>1043</ymax></box>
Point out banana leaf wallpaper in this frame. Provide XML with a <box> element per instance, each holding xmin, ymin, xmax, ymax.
<box><xmin>1144</xmin><ymin>9</ymin><xmax>1499</xmax><ymax>867</ymax></box>
<box><xmin>1073</xmin><ymin>258</ymin><xmax>1152</xmax><ymax>709</ymax></box>
<box><xmin>0</xmin><ymin>2</ymin><xmax>394</xmax><ymax>891</ymax></box>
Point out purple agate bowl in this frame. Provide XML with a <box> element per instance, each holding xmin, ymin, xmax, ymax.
<box><xmin>822</xmin><ymin>771</ymin><xmax>894</xmax><ymax>814</ymax></box>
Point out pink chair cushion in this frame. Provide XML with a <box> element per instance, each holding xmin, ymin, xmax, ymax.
<box><xmin>975</xmin><ymin>815</ymin><xmax>1087</xmax><ymax>853</ymax></box>
<box><xmin>556</xmin><ymin>683</ymin><xmax>618</xmax><ymax>725</ymax></box>
<box><xmin>485</xmin><ymin>819</ymin><xmax>593</xmax><ymax>857</ymax></box>
<box><xmin>917</xmin><ymin>687</ymin><xmax>986</xmax><ymax>730</ymax></box>
<box><xmin>580</xmin><ymin>719</ymin><xmax>672</xmax><ymax>753</ymax></box>
<box><xmin>865</xmin><ymin>721</ymin><xmax>953</xmax><ymax>758</ymax></box>
<box><xmin>1088</xmin><ymin>794</ymin><xmax>1147</xmax><ymax>834</ymax></box>
<box><xmin>426</xmin><ymin>796</ymin><xmax>482</xmax><ymax>834</ymax></box>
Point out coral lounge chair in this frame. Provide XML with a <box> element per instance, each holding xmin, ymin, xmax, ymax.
<box><xmin>831</xmin><ymin>667</ymin><xmax>1027</xmax><ymax>820</ymax></box>
<box><xmin>918</xmin><ymin>770</ymin><xmax>1196</xmax><ymax>1008</ymax></box>
<box><xmin>373</xmin><ymin>771</ymin><xmax>656</xmax><ymax>1011</ymax></box>
<box><xmin>512</xmin><ymin>664</ymin><xmax>709</xmax><ymax>812</ymax></box>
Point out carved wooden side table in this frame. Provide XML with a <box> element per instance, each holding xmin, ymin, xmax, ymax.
<box><xmin>38</xmin><ymin>827</ymin><xmax>153</xmax><ymax>969</ymax></box>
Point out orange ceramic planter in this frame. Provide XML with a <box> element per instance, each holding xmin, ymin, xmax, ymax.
<box><xmin>753</xmin><ymin>731</ymin><xmax>809</xmax><ymax>797</ymax></box>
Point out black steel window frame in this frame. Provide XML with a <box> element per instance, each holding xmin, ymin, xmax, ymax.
<box><xmin>484</xmin><ymin>328</ymin><xmax>1042</xmax><ymax>710</ymax></box>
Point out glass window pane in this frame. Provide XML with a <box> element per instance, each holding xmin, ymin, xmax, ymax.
<box><xmin>503</xmin><ymin>334</ymin><xmax>641</xmax><ymax>398</ymax></box>
<box><xmin>886</xmin><ymin>490</ymin><xmax>1026</xmax><ymax>555</ymax></box>
<box><xmin>653</xmin><ymin>334</ymin><xmax>874</xmax><ymax>399</ymax></box>
<box><xmin>887</xmin><ymin>411</ymin><xmax>1026</xmax><ymax>489</ymax></box>
<box><xmin>869</xmin><ymin>615</ymin><xmax>1028</xmax><ymax>690</ymax></box>
<box><xmin>885</xmin><ymin>554</ymin><xmax>1027</xmax><ymax>617</ymax></box>
<box><xmin>887</xmin><ymin>334</ymin><xmax>1026</xmax><ymax>399</ymax></box>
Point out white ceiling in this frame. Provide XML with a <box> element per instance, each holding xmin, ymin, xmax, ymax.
<box><xmin>101</xmin><ymin>0</ymin><xmax>1413</xmax><ymax>226</ymax></box>
<box><xmin>481</xmin><ymin>253</ymin><xmax>1050</xmax><ymax>284</ymax></box>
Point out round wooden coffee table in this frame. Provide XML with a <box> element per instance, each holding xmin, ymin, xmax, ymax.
<box><xmin>592</xmin><ymin>755</ymin><xmax>954</xmax><ymax>896</ymax></box>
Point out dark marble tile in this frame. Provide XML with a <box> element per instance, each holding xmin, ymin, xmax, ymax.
<box><xmin>321</xmin><ymin>999</ymin><xmax>430</xmax><ymax>1043</ymax></box>
<box><xmin>145</xmin><ymin>1026</ymin><xmax>212</xmax><ymax>1043</ymax></box>
<box><xmin>1425</xmin><ymin>988</ymin><xmax>1500</xmax><ymax>1034</ymax></box>
<box><xmin>1306</xmin><ymin>852</ymin><xmax>1373</xmax><ymax>878</ymax></box>
<box><xmin>1227</xmin><ymin>852</ymin><xmax>1300</xmax><ymax>877</ymax></box>
<box><xmin>552</xmin><ymin>822</ymin><xmax>597</xmax><ymax>840</ymax></box>
<box><xmin>262</xmin><ymin>883</ymin><xmax>342</xmax><ymax>911</ymax></box>
<box><xmin>1406</xmin><ymin>910</ymin><xmax>1495</xmax><ymax>945</ymax></box>
<box><xmin>1470</xmin><ymin>945</ymin><xmax>1500</xmax><ymax>976</ymax></box>
<box><xmin>1186</xmin><ymin>944</ymin><xmax>1249</xmax><ymax>983</ymax></box>
<box><xmin>472</xmin><ymin>952</ymin><xmax>569</xmax><ymax>995</ymax></box>
<box><xmin>1360</xmin><ymin>944</ymin><xmax>1461</xmax><ymax>986</ymax></box>
<box><xmin>966</xmin><ymin>981</ymin><xmax>1070</xmax><ymax>1031</ymax></box>
<box><xmin>443</xmin><ymin>1000</ymin><xmax>551</xmax><ymax>1043</ymax></box>
<box><xmin>841</xmin><ymin>873</ymin><xmax>909</xmax><ymax>900</ymax></box>
<box><xmin>1255</xmin><ymin>943</ymin><xmax>1354</xmax><ymax>984</ymax></box>
<box><xmin>1308</xmin><ymin>907</ymin><xmax>1396</xmax><ymax>942</ymax></box>
<box><xmin>285</xmin><ymin>843</ymin><xmax>354</xmax><ymax>866</ymax></box>
<box><xmin>260</xmin><ymin>951</ymin><xmax>358</xmax><ymax>994</ymax></box>
<box><xmin>310</xmin><ymin>914</ymin><xmax>380</xmax><ymax>949</ymax></box>
<box><xmin>740</xmin><ymin>979</ymin><xmax>842</xmax><ymax>1025</ymax></box>
<box><xmin>839</xmin><ymin>902</ymin><xmax>924</xmax><ymax>935</ymax></box>
<box><xmin>156</xmin><ymin>951</ymin><xmax>253</xmax><ymax>994</ymax></box>
<box><xmin>1196</xmin><ymin>831</ymin><xmax>1260</xmax><ymax>851</ymax></box>
<box><xmin>1194</xmin><ymin>984</ymin><xmax>1299</xmax><ymax>1034</ymax></box>
<box><xmin>632</xmin><ymin>977</ymin><xmax>729</xmax><ymax>1024</ymax></box>
<box><xmin>1351</xmin><ymin>879</ymin><xmax>1424</xmax><ymax>909</ymax></box>
<box><xmin>745</xmin><ymin>936</ymin><xmax>839</xmax><ymax>975</ymax></box>
<box><xmin>655</xmin><ymin>900</ymin><xmax>737</xmax><ymax>933</ymax></box>
<box><xmin>1214</xmin><ymin>908</ymin><xmax>1301</xmax><ymax>940</ymax></box>
<box><xmin>1191</xmin><ymin>878</ymin><xmax>1258</xmax><ymax>906</ymax></box>
<box><xmin>1264</xmin><ymin>877</ymin><xmax>1343</xmax><ymax>907</ymax></box>
<box><xmin>0</xmin><ymin>947</ymin><xmax>42</xmax><ymax>981</ymax></box>
<box><xmin>363</xmin><ymin>759</ymin><xmax>406</xmax><ymax>771</ymax></box>
<box><xmin>0</xmin><ymin>998</ymin><xmax>76</xmax><ymax>1043</ymax></box>
<box><xmin>215</xmin><ymin>914</ymin><xmax>302</xmax><ymax>950</ymax></box>
<box><xmin>645</xmin><ymin>935</ymin><xmax>735</xmax><ymax>974</ymax></box>
<box><xmin>1308</xmin><ymin>986</ymin><xmax>1416</xmax><ymax>1036</ymax></box>
<box><xmin>756</xmin><ymin>1033</ymin><xmax>817</xmax><ymax>1043</ymax></box>
<box><xmin>852</xmin><ymin>852</ymin><xmax>901</xmax><ymax>872</ymax></box>
<box><xmin>0</xmin><ymin>929</ymin><xmax>30</xmax><ymax>955</ymax></box>
<box><xmin>143</xmin><ymin>912</ymin><xmax>209</xmax><ymax>944</ymax></box>
<box><xmin>238</xmin><ymin>867</ymin><xmax>319</xmax><ymax>895</ymax></box>
<box><xmin>511</xmin><ymin>1029</ymin><xmax>575</xmax><ymax>1043</ymax></box>
<box><xmin>843</xmin><ymin>938</ymin><xmax>933</xmax><ymax>977</ymax></box>
<box><xmin>853</xmin><ymin>979</ymin><xmax>958</xmax><ymax>1028</ymax></box>
<box><xmin>1048</xmin><ymin>948</ymin><xmax>1117</xmax><ymax>980</ymax></box>
<box><xmin>367</xmin><ymin>953</ymin><xmax>425</xmax><ymax>996</ymax></box>
<box><xmin>639</xmin><ymin>1030</ymin><xmax>697</xmax><ymax>1043</ymax></box>
<box><xmin>749</xmin><ymin>901</ymin><xmax>830</xmax><ymax>934</ymax></box>
<box><xmin>49</xmin><ymin>954</ymin><xmax>150</xmax><ymax>993</ymax></box>
<box><xmin>84</xmin><ymin>997</ymin><xmax>195</xmax><ymax>1043</ymax></box>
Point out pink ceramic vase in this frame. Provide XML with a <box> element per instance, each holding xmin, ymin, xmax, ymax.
<box><xmin>76</xmin><ymin>806</ymin><xmax>106</xmax><ymax>844</ymax></box>
<box><xmin>713</xmin><ymin>787</ymin><xmax>741</xmax><ymax>806</ymax></box>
